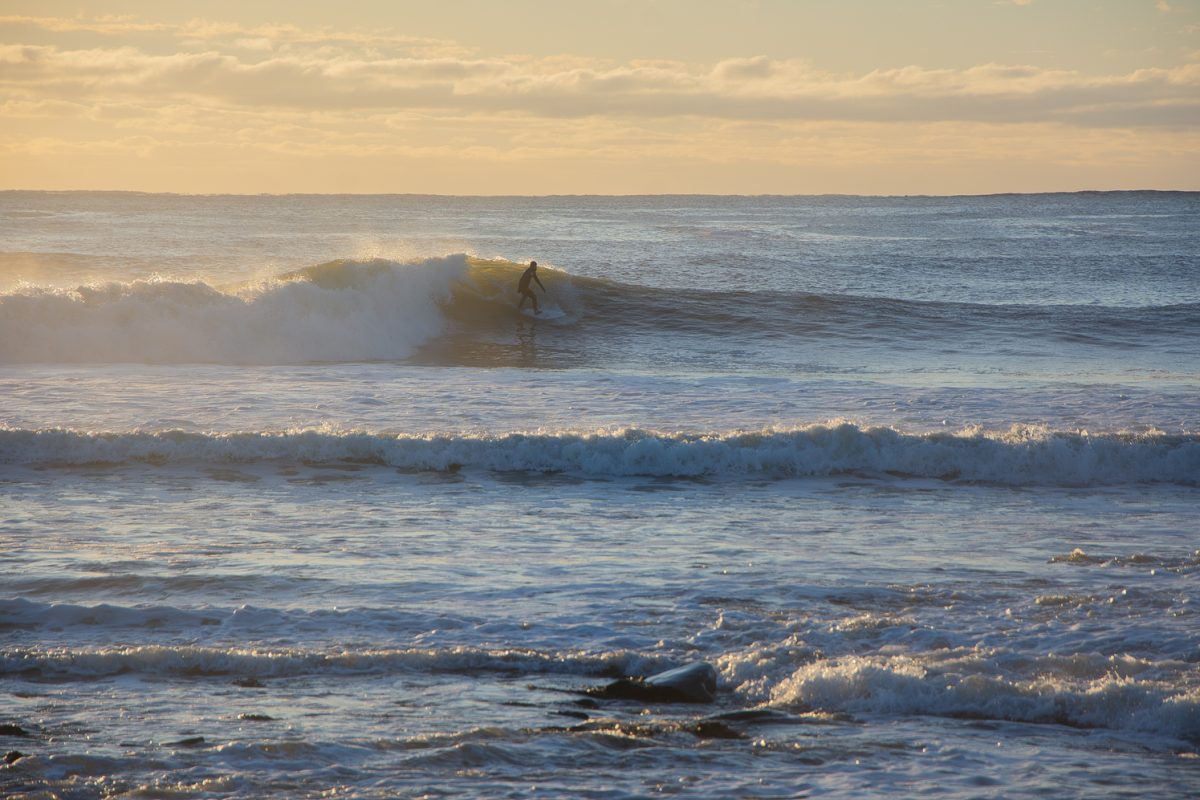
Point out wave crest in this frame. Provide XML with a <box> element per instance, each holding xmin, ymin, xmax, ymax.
<box><xmin>767</xmin><ymin>652</ymin><xmax>1200</xmax><ymax>742</ymax></box>
<box><xmin>1</xmin><ymin>423</ymin><xmax>1195</xmax><ymax>486</ymax></box>
<box><xmin>0</xmin><ymin>255</ymin><xmax>468</xmax><ymax>364</ymax></box>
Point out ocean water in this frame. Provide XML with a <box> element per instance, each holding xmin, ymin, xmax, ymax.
<box><xmin>1</xmin><ymin>191</ymin><xmax>1198</xmax><ymax>799</ymax></box>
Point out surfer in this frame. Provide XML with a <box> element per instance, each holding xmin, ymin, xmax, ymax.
<box><xmin>517</xmin><ymin>260</ymin><xmax>545</xmax><ymax>314</ymax></box>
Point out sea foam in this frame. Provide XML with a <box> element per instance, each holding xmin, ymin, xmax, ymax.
<box><xmin>765</xmin><ymin>652</ymin><xmax>1200</xmax><ymax>742</ymax></box>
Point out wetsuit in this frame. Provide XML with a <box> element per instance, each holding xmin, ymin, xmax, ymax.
<box><xmin>517</xmin><ymin>265</ymin><xmax>544</xmax><ymax>305</ymax></box>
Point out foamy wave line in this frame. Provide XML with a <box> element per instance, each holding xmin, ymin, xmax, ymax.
<box><xmin>1</xmin><ymin>424</ymin><xmax>1197</xmax><ymax>485</ymax></box>
<box><xmin>0</xmin><ymin>255</ymin><xmax>465</xmax><ymax>364</ymax></box>
<box><xmin>767</xmin><ymin>653</ymin><xmax>1200</xmax><ymax>742</ymax></box>
<box><xmin>0</xmin><ymin>644</ymin><xmax>665</xmax><ymax>681</ymax></box>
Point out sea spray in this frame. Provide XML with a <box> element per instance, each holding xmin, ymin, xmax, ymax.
<box><xmin>0</xmin><ymin>256</ymin><xmax>467</xmax><ymax>364</ymax></box>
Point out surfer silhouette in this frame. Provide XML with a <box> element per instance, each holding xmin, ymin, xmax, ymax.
<box><xmin>517</xmin><ymin>260</ymin><xmax>545</xmax><ymax>314</ymax></box>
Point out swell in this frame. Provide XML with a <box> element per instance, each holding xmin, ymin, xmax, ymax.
<box><xmin>1</xmin><ymin>424</ymin><xmax>1196</xmax><ymax>486</ymax></box>
<box><xmin>2</xmin><ymin>254</ymin><xmax>1194</xmax><ymax>365</ymax></box>
<box><xmin>445</xmin><ymin>259</ymin><xmax>1200</xmax><ymax>347</ymax></box>
<box><xmin>0</xmin><ymin>643</ymin><xmax>660</xmax><ymax>682</ymax></box>
<box><xmin>555</xmin><ymin>275</ymin><xmax>1200</xmax><ymax>347</ymax></box>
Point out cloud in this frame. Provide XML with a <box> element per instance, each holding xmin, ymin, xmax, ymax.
<box><xmin>2</xmin><ymin>13</ymin><xmax>1197</xmax><ymax>193</ymax></box>
<box><xmin>1156</xmin><ymin>1</ymin><xmax>1171</xmax><ymax>12</ymax></box>
<box><xmin>2</xmin><ymin>38</ymin><xmax>1196</xmax><ymax>129</ymax></box>
<box><xmin>4</xmin><ymin>15</ymin><xmax>1196</xmax><ymax>131</ymax></box>
<box><xmin>0</xmin><ymin>14</ymin><xmax>471</xmax><ymax>57</ymax></box>
<box><xmin>0</xmin><ymin>15</ymin><xmax>172</xmax><ymax>34</ymax></box>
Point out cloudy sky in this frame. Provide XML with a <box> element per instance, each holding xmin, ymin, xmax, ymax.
<box><xmin>2</xmin><ymin>0</ymin><xmax>1197</xmax><ymax>194</ymax></box>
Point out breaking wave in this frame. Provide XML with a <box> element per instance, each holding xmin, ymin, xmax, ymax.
<box><xmin>765</xmin><ymin>651</ymin><xmax>1200</xmax><ymax>742</ymax></box>
<box><xmin>3</xmin><ymin>640</ymin><xmax>1194</xmax><ymax>742</ymax></box>
<box><xmin>2</xmin><ymin>253</ymin><xmax>1195</xmax><ymax>365</ymax></box>
<box><xmin>1</xmin><ymin>423</ymin><xmax>1196</xmax><ymax>486</ymax></box>
<box><xmin>0</xmin><ymin>255</ymin><xmax>469</xmax><ymax>364</ymax></box>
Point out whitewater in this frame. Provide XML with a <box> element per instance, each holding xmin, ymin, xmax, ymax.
<box><xmin>1</xmin><ymin>191</ymin><xmax>1198</xmax><ymax>799</ymax></box>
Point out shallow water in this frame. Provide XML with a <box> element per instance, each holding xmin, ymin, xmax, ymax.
<box><xmin>1</xmin><ymin>192</ymin><xmax>1198</xmax><ymax>798</ymax></box>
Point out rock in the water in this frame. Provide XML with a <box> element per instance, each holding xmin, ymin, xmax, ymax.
<box><xmin>170</xmin><ymin>736</ymin><xmax>206</xmax><ymax>747</ymax></box>
<box><xmin>552</xmin><ymin>710</ymin><xmax>590</xmax><ymax>721</ymax></box>
<box><xmin>0</xmin><ymin>725</ymin><xmax>29</xmax><ymax>738</ymax></box>
<box><xmin>646</xmin><ymin>663</ymin><xmax>719</xmax><ymax>702</ymax></box>
<box><xmin>4</xmin><ymin>750</ymin><xmax>25</xmax><ymax>764</ymax></box>
<box><xmin>690</xmin><ymin>720</ymin><xmax>744</xmax><ymax>740</ymax></box>
<box><xmin>557</xmin><ymin>718</ymin><xmax>745</xmax><ymax>740</ymax></box>
<box><xmin>588</xmin><ymin>662</ymin><xmax>718</xmax><ymax>704</ymax></box>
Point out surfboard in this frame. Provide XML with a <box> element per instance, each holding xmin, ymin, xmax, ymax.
<box><xmin>520</xmin><ymin>307</ymin><xmax>566</xmax><ymax>320</ymax></box>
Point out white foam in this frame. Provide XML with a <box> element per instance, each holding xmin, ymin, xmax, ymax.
<box><xmin>1</xmin><ymin>423</ymin><xmax>1196</xmax><ymax>486</ymax></box>
<box><xmin>763</xmin><ymin>651</ymin><xmax>1200</xmax><ymax>741</ymax></box>
<box><xmin>0</xmin><ymin>256</ymin><xmax>465</xmax><ymax>364</ymax></box>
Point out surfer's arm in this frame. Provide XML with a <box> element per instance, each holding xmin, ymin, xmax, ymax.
<box><xmin>534</xmin><ymin>275</ymin><xmax>546</xmax><ymax>291</ymax></box>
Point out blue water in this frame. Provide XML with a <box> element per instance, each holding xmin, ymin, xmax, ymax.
<box><xmin>1</xmin><ymin>191</ymin><xmax>1198</xmax><ymax>798</ymax></box>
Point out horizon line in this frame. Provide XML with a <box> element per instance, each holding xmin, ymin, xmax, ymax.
<box><xmin>3</xmin><ymin>188</ymin><xmax>1197</xmax><ymax>200</ymax></box>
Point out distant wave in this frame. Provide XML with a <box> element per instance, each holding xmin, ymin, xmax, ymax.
<box><xmin>2</xmin><ymin>254</ymin><xmax>1195</xmax><ymax>365</ymax></box>
<box><xmin>1</xmin><ymin>424</ymin><xmax>1196</xmax><ymax>486</ymax></box>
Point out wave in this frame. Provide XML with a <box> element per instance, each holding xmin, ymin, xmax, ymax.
<box><xmin>0</xmin><ymin>597</ymin><xmax>478</xmax><ymax>641</ymax></box>
<box><xmin>764</xmin><ymin>651</ymin><xmax>1200</xmax><ymax>742</ymax></box>
<box><xmin>0</xmin><ymin>643</ymin><xmax>663</xmax><ymax>682</ymax></box>
<box><xmin>2</xmin><ymin>254</ymin><xmax>1195</xmax><ymax>365</ymax></box>
<box><xmin>1</xmin><ymin>424</ymin><xmax>1196</xmax><ymax>485</ymax></box>
<box><xmin>0</xmin><ymin>255</ymin><xmax>467</xmax><ymax>364</ymax></box>
<box><xmin>3</xmin><ymin>640</ymin><xmax>1194</xmax><ymax>742</ymax></box>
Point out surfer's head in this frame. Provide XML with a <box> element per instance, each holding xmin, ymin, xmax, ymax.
<box><xmin>530</xmin><ymin>260</ymin><xmax>537</xmax><ymax>269</ymax></box>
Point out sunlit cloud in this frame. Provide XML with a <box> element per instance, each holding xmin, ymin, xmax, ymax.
<box><xmin>3</xmin><ymin>40</ymin><xmax>1197</xmax><ymax>128</ymax></box>
<box><xmin>0</xmin><ymin>14</ymin><xmax>172</xmax><ymax>34</ymax></box>
<box><xmin>1</xmin><ymin>11</ymin><xmax>1196</xmax><ymax>192</ymax></box>
<box><xmin>0</xmin><ymin>14</ymin><xmax>473</xmax><ymax>57</ymax></box>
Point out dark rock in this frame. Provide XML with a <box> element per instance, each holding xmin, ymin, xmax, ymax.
<box><xmin>4</xmin><ymin>750</ymin><xmax>24</xmax><ymax>764</ymax></box>
<box><xmin>708</xmin><ymin>708</ymin><xmax>810</xmax><ymax>725</ymax></box>
<box><xmin>588</xmin><ymin>662</ymin><xmax>718</xmax><ymax>704</ymax></box>
<box><xmin>573</xmin><ymin>698</ymin><xmax>600</xmax><ymax>709</ymax></box>
<box><xmin>552</xmin><ymin>710</ymin><xmax>590</xmax><ymax>721</ymax></box>
<box><xmin>170</xmin><ymin>736</ymin><xmax>206</xmax><ymax>747</ymax></box>
<box><xmin>233</xmin><ymin>677</ymin><xmax>264</xmax><ymax>688</ymax></box>
<box><xmin>646</xmin><ymin>663</ymin><xmax>718</xmax><ymax>702</ymax></box>
<box><xmin>0</xmin><ymin>725</ymin><xmax>29</xmax><ymax>738</ymax></box>
<box><xmin>560</xmin><ymin>718</ymin><xmax>745</xmax><ymax>740</ymax></box>
<box><xmin>690</xmin><ymin>721</ymin><xmax>745</xmax><ymax>740</ymax></box>
<box><xmin>237</xmin><ymin>714</ymin><xmax>274</xmax><ymax>721</ymax></box>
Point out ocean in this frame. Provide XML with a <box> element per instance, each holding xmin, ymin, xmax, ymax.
<box><xmin>1</xmin><ymin>191</ymin><xmax>1197</xmax><ymax>798</ymax></box>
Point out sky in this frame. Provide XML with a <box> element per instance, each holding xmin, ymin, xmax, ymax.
<box><xmin>1</xmin><ymin>0</ymin><xmax>1198</xmax><ymax>194</ymax></box>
